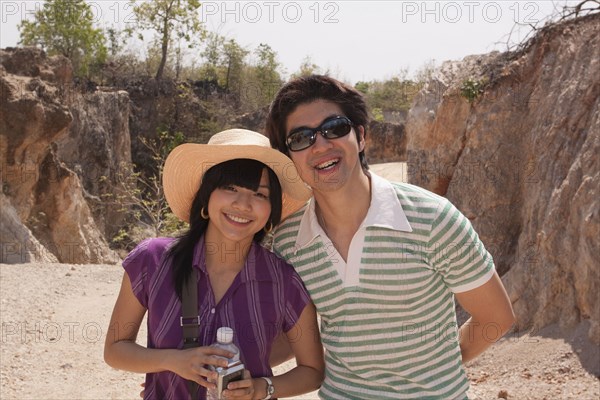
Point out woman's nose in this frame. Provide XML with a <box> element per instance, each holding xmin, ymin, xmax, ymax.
<box><xmin>232</xmin><ymin>192</ymin><xmax>252</xmax><ymax>210</ymax></box>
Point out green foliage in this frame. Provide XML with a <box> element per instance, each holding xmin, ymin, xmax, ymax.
<box><xmin>355</xmin><ymin>81</ymin><xmax>370</xmax><ymax>94</ymax></box>
<box><xmin>355</xmin><ymin>61</ymin><xmax>437</xmax><ymax>122</ymax></box>
<box><xmin>199</xmin><ymin>31</ymin><xmax>224</xmax><ymax>82</ymax></box>
<box><xmin>291</xmin><ymin>56</ymin><xmax>322</xmax><ymax>79</ymax></box>
<box><xmin>103</xmin><ymin>129</ymin><xmax>187</xmax><ymax>241</ymax></box>
<box><xmin>18</xmin><ymin>0</ymin><xmax>107</xmax><ymax>77</ymax></box>
<box><xmin>371</xmin><ymin>108</ymin><xmax>385</xmax><ymax>122</ymax></box>
<box><xmin>222</xmin><ymin>39</ymin><xmax>249</xmax><ymax>93</ymax></box>
<box><xmin>460</xmin><ymin>78</ymin><xmax>485</xmax><ymax>103</ymax></box>
<box><xmin>247</xmin><ymin>43</ymin><xmax>284</xmax><ymax>109</ymax></box>
<box><xmin>197</xmin><ymin>33</ymin><xmax>250</xmax><ymax>94</ymax></box>
<box><xmin>128</xmin><ymin>0</ymin><xmax>205</xmax><ymax>80</ymax></box>
<box><xmin>357</xmin><ymin>75</ymin><xmax>421</xmax><ymax>117</ymax></box>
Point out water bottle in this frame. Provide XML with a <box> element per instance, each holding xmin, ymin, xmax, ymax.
<box><xmin>206</xmin><ymin>327</ymin><xmax>244</xmax><ymax>400</ymax></box>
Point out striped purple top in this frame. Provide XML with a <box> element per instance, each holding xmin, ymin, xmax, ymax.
<box><xmin>123</xmin><ymin>237</ymin><xmax>311</xmax><ymax>400</ymax></box>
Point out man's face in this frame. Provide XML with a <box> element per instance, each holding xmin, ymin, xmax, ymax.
<box><xmin>285</xmin><ymin>99</ymin><xmax>365</xmax><ymax>193</ymax></box>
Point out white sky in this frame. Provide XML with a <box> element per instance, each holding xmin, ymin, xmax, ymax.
<box><xmin>0</xmin><ymin>1</ymin><xmax>579</xmax><ymax>84</ymax></box>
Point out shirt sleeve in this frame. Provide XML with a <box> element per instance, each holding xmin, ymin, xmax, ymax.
<box><xmin>122</xmin><ymin>237</ymin><xmax>173</xmax><ymax>308</ymax></box>
<box><xmin>428</xmin><ymin>199</ymin><xmax>495</xmax><ymax>293</ymax></box>
<box><xmin>280</xmin><ymin>260</ymin><xmax>312</xmax><ymax>333</ymax></box>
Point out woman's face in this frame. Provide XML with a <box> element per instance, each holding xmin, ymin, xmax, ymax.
<box><xmin>205</xmin><ymin>168</ymin><xmax>272</xmax><ymax>244</ymax></box>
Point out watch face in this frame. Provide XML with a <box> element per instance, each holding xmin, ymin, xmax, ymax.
<box><xmin>268</xmin><ymin>384</ymin><xmax>275</xmax><ymax>395</ymax></box>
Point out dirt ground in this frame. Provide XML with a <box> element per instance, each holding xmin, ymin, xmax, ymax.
<box><xmin>1</xmin><ymin>164</ymin><xmax>598</xmax><ymax>399</ymax></box>
<box><xmin>1</xmin><ymin>263</ymin><xmax>598</xmax><ymax>400</ymax></box>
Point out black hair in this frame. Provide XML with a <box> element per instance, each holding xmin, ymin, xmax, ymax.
<box><xmin>266</xmin><ymin>74</ymin><xmax>369</xmax><ymax>170</ymax></box>
<box><xmin>168</xmin><ymin>158</ymin><xmax>282</xmax><ymax>300</ymax></box>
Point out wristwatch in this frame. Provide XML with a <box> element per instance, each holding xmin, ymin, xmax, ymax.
<box><xmin>260</xmin><ymin>376</ymin><xmax>275</xmax><ymax>400</ymax></box>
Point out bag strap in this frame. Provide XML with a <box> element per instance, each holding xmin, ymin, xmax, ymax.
<box><xmin>181</xmin><ymin>268</ymin><xmax>200</xmax><ymax>398</ymax></box>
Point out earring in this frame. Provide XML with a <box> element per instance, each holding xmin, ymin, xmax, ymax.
<box><xmin>264</xmin><ymin>221</ymin><xmax>273</xmax><ymax>234</ymax></box>
<box><xmin>200</xmin><ymin>207</ymin><xmax>209</xmax><ymax>219</ymax></box>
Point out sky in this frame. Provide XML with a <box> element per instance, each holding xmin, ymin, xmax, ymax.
<box><xmin>0</xmin><ymin>1</ymin><xmax>580</xmax><ymax>84</ymax></box>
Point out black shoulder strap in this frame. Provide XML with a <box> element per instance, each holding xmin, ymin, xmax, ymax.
<box><xmin>181</xmin><ymin>268</ymin><xmax>200</xmax><ymax>398</ymax></box>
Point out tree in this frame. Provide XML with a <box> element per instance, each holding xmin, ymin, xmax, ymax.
<box><xmin>18</xmin><ymin>0</ymin><xmax>107</xmax><ymax>76</ymax></box>
<box><xmin>291</xmin><ymin>56</ymin><xmax>322</xmax><ymax>79</ymax></box>
<box><xmin>251</xmin><ymin>43</ymin><xmax>283</xmax><ymax>107</ymax></box>
<box><xmin>222</xmin><ymin>39</ymin><xmax>249</xmax><ymax>93</ymax></box>
<box><xmin>129</xmin><ymin>0</ymin><xmax>205</xmax><ymax>80</ymax></box>
<box><xmin>200</xmin><ymin>32</ymin><xmax>225</xmax><ymax>82</ymax></box>
<box><xmin>414</xmin><ymin>59</ymin><xmax>436</xmax><ymax>84</ymax></box>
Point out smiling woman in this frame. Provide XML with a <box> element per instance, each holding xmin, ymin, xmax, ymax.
<box><xmin>103</xmin><ymin>129</ymin><xmax>324</xmax><ymax>400</ymax></box>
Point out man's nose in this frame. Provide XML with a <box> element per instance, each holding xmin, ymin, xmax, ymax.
<box><xmin>311</xmin><ymin>131</ymin><xmax>333</xmax><ymax>152</ymax></box>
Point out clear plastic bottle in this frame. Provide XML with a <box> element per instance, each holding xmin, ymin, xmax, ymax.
<box><xmin>206</xmin><ymin>327</ymin><xmax>244</xmax><ymax>400</ymax></box>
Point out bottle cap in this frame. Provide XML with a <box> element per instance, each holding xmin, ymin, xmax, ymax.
<box><xmin>217</xmin><ymin>327</ymin><xmax>234</xmax><ymax>343</ymax></box>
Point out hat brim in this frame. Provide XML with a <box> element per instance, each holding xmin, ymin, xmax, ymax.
<box><xmin>163</xmin><ymin>143</ymin><xmax>311</xmax><ymax>223</ymax></box>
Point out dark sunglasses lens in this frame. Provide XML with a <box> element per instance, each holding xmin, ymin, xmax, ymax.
<box><xmin>287</xmin><ymin>130</ymin><xmax>314</xmax><ymax>151</ymax></box>
<box><xmin>322</xmin><ymin>119</ymin><xmax>352</xmax><ymax>139</ymax></box>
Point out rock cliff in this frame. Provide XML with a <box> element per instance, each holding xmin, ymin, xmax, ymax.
<box><xmin>406</xmin><ymin>14</ymin><xmax>599</xmax><ymax>343</ymax></box>
<box><xmin>56</xmin><ymin>90</ymin><xmax>131</xmax><ymax>240</ymax></box>
<box><xmin>1</xmin><ymin>48</ymin><xmax>120</xmax><ymax>263</ymax></box>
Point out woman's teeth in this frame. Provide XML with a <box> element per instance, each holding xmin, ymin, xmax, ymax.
<box><xmin>226</xmin><ymin>214</ymin><xmax>250</xmax><ymax>223</ymax></box>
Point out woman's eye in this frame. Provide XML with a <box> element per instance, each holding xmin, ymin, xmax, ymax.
<box><xmin>222</xmin><ymin>185</ymin><xmax>236</xmax><ymax>192</ymax></box>
<box><xmin>256</xmin><ymin>192</ymin><xmax>269</xmax><ymax>199</ymax></box>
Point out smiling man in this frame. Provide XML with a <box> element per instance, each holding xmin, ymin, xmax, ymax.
<box><xmin>265</xmin><ymin>75</ymin><xmax>516</xmax><ymax>400</ymax></box>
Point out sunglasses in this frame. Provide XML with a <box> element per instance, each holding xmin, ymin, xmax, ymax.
<box><xmin>285</xmin><ymin>116</ymin><xmax>354</xmax><ymax>152</ymax></box>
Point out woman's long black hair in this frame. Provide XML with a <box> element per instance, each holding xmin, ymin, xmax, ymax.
<box><xmin>168</xmin><ymin>159</ymin><xmax>283</xmax><ymax>300</ymax></box>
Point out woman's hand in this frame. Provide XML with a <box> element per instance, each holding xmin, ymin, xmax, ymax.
<box><xmin>166</xmin><ymin>346</ymin><xmax>234</xmax><ymax>388</ymax></box>
<box><xmin>221</xmin><ymin>370</ymin><xmax>255</xmax><ymax>399</ymax></box>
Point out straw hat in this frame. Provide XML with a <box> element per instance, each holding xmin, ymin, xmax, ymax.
<box><xmin>163</xmin><ymin>129</ymin><xmax>311</xmax><ymax>223</ymax></box>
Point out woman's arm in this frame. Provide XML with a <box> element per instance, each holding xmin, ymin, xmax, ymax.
<box><xmin>455</xmin><ymin>271</ymin><xmax>516</xmax><ymax>363</ymax></box>
<box><xmin>268</xmin><ymin>332</ymin><xmax>294</xmax><ymax>367</ymax></box>
<box><xmin>224</xmin><ymin>303</ymin><xmax>325</xmax><ymax>399</ymax></box>
<box><xmin>104</xmin><ymin>273</ymin><xmax>232</xmax><ymax>387</ymax></box>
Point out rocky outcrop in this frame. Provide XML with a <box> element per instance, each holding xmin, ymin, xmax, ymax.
<box><xmin>366</xmin><ymin>120</ymin><xmax>406</xmax><ymax>163</ymax></box>
<box><xmin>57</xmin><ymin>90</ymin><xmax>131</xmax><ymax>240</ymax></box>
<box><xmin>127</xmin><ymin>79</ymin><xmax>213</xmax><ymax>167</ymax></box>
<box><xmin>235</xmin><ymin>106</ymin><xmax>268</xmax><ymax>133</ymax></box>
<box><xmin>1</xmin><ymin>47</ymin><xmax>119</xmax><ymax>264</ymax></box>
<box><xmin>406</xmin><ymin>14</ymin><xmax>599</xmax><ymax>343</ymax></box>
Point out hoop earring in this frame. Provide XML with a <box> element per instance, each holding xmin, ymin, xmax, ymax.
<box><xmin>264</xmin><ymin>221</ymin><xmax>273</xmax><ymax>234</ymax></box>
<box><xmin>200</xmin><ymin>207</ymin><xmax>209</xmax><ymax>220</ymax></box>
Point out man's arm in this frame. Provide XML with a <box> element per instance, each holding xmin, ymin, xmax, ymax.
<box><xmin>455</xmin><ymin>271</ymin><xmax>516</xmax><ymax>363</ymax></box>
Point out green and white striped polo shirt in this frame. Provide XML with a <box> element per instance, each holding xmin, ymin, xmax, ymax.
<box><xmin>273</xmin><ymin>173</ymin><xmax>495</xmax><ymax>400</ymax></box>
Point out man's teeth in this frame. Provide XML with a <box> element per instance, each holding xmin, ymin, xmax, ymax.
<box><xmin>227</xmin><ymin>214</ymin><xmax>250</xmax><ymax>223</ymax></box>
<box><xmin>316</xmin><ymin>159</ymin><xmax>339</xmax><ymax>170</ymax></box>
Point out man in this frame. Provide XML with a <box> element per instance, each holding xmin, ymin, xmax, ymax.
<box><xmin>265</xmin><ymin>75</ymin><xmax>515</xmax><ymax>399</ymax></box>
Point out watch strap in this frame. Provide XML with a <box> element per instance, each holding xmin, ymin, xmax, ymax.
<box><xmin>260</xmin><ymin>376</ymin><xmax>274</xmax><ymax>400</ymax></box>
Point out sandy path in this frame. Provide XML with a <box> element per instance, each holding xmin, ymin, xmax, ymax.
<box><xmin>2</xmin><ymin>265</ymin><xmax>598</xmax><ymax>399</ymax></box>
<box><xmin>1</xmin><ymin>164</ymin><xmax>598</xmax><ymax>399</ymax></box>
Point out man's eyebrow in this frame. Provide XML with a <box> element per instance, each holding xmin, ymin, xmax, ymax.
<box><xmin>289</xmin><ymin>114</ymin><xmax>340</xmax><ymax>132</ymax></box>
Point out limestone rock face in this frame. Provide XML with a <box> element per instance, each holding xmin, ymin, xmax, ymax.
<box><xmin>0</xmin><ymin>47</ymin><xmax>119</xmax><ymax>264</ymax></box>
<box><xmin>57</xmin><ymin>90</ymin><xmax>131</xmax><ymax>240</ymax></box>
<box><xmin>366</xmin><ymin>120</ymin><xmax>406</xmax><ymax>163</ymax></box>
<box><xmin>405</xmin><ymin>15</ymin><xmax>599</xmax><ymax>343</ymax></box>
<box><xmin>0</xmin><ymin>193</ymin><xmax>58</xmax><ymax>263</ymax></box>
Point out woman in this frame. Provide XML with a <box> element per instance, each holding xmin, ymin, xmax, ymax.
<box><xmin>104</xmin><ymin>129</ymin><xmax>324</xmax><ymax>399</ymax></box>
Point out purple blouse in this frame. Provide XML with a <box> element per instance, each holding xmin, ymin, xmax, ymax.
<box><xmin>123</xmin><ymin>237</ymin><xmax>311</xmax><ymax>400</ymax></box>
